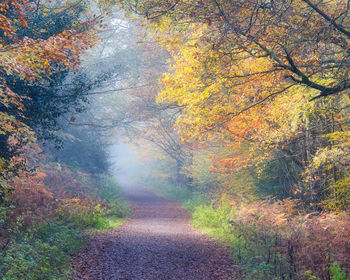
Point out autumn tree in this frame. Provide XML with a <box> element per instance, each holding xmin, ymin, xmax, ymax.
<box><xmin>0</xmin><ymin>0</ymin><xmax>103</xmax><ymax>200</ymax></box>
<box><xmin>121</xmin><ymin>0</ymin><xmax>349</xmax><ymax>100</ymax></box>
<box><xmin>117</xmin><ymin>0</ymin><xmax>350</xmax><ymax>208</ymax></box>
<box><xmin>106</xmin><ymin>31</ymin><xmax>194</xmax><ymax>184</ymax></box>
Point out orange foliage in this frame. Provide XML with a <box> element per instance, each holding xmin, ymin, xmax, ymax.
<box><xmin>292</xmin><ymin>212</ymin><xmax>350</xmax><ymax>278</ymax></box>
<box><xmin>4</xmin><ymin>161</ymin><xmax>110</xmax><ymax>232</ymax></box>
<box><xmin>0</xmin><ymin>0</ymin><xmax>30</xmax><ymax>39</ymax></box>
<box><xmin>41</xmin><ymin>163</ymin><xmax>97</xmax><ymax>199</ymax></box>
<box><xmin>234</xmin><ymin>199</ymin><xmax>350</xmax><ymax>278</ymax></box>
<box><xmin>8</xmin><ymin>169</ymin><xmax>55</xmax><ymax>227</ymax></box>
<box><xmin>0</xmin><ymin>1</ymin><xmax>99</xmax><ymax>158</ymax></box>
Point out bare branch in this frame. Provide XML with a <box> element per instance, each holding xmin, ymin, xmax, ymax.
<box><xmin>301</xmin><ymin>0</ymin><xmax>350</xmax><ymax>38</ymax></box>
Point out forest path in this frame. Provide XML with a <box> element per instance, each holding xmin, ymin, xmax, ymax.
<box><xmin>71</xmin><ymin>176</ymin><xmax>237</xmax><ymax>280</ymax></box>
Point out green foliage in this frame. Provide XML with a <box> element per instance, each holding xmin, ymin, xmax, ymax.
<box><xmin>99</xmin><ymin>216</ymin><xmax>125</xmax><ymax>231</ymax></box>
<box><xmin>107</xmin><ymin>200</ymin><xmax>130</xmax><ymax>218</ymax></box>
<box><xmin>60</xmin><ymin>203</ymin><xmax>126</xmax><ymax>231</ymax></box>
<box><xmin>191</xmin><ymin>200</ymin><xmax>293</xmax><ymax>279</ymax></box>
<box><xmin>322</xmin><ymin>177</ymin><xmax>350</xmax><ymax>212</ymax></box>
<box><xmin>304</xmin><ymin>262</ymin><xmax>350</xmax><ymax>280</ymax></box>
<box><xmin>61</xmin><ymin>204</ymin><xmax>109</xmax><ymax>230</ymax></box>
<box><xmin>191</xmin><ymin>201</ymin><xmax>234</xmax><ymax>244</ymax></box>
<box><xmin>182</xmin><ymin>195</ymin><xmax>209</xmax><ymax>213</ymax></box>
<box><xmin>0</xmin><ymin>221</ymin><xmax>83</xmax><ymax>280</ymax></box>
<box><xmin>329</xmin><ymin>262</ymin><xmax>350</xmax><ymax>280</ymax></box>
<box><xmin>229</xmin><ymin>223</ymin><xmax>293</xmax><ymax>280</ymax></box>
<box><xmin>96</xmin><ymin>176</ymin><xmax>123</xmax><ymax>203</ymax></box>
<box><xmin>254</xmin><ymin>158</ymin><xmax>301</xmax><ymax>199</ymax></box>
<box><xmin>142</xmin><ymin>177</ymin><xmax>194</xmax><ymax>202</ymax></box>
<box><xmin>95</xmin><ymin>176</ymin><xmax>129</xmax><ymax>217</ymax></box>
<box><xmin>304</xmin><ymin>270</ymin><xmax>321</xmax><ymax>280</ymax></box>
<box><xmin>48</xmin><ymin>127</ymin><xmax>110</xmax><ymax>175</ymax></box>
<box><xmin>1</xmin><ymin>173</ymin><xmax>127</xmax><ymax>279</ymax></box>
<box><xmin>184</xmin><ymin>148</ymin><xmax>220</xmax><ymax>192</ymax></box>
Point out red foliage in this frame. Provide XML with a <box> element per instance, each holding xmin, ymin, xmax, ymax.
<box><xmin>291</xmin><ymin>212</ymin><xmax>350</xmax><ymax>279</ymax></box>
<box><xmin>8</xmin><ymin>170</ymin><xmax>55</xmax><ymax>227</ymax></box>
<box><xmin>234</xmin><ymin>200</ymin><xmax>350</xmax><ymax>279</ymax></box>
<box><xmin>41</xmin><ymin>163</ymin><xmax>96</xmax><ymax>199</ymax></box>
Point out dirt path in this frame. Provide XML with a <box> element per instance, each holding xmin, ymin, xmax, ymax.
<box><xmin>71</xmin><ymin>176</ymin><xmax>237</xmax><ymax>280</ymax></box>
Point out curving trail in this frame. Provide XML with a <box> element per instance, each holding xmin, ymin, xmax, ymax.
<box><xmin>71</xmin><ymin>176</ymin><xmax>237</xmax><ymax>280</ymax></box>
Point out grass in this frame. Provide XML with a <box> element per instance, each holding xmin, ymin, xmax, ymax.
<box><xmin>0</xmin><ymin>213</ymin><xmax>127</xmax><ymax>280</ymax></box>
<box><xmin>131</xmin><ymin>175</ymin><xmax>350</xmax><ymax>280</ymax></box>
<box><xmin>0</xmin><ymin>175</ymin><xmax>129</xmax><ymax>280</ymax></box>
<box><xmin>137</xmin><ymin>177</ymin><xmax>193</xmax><ymax>202</ymax></box>
<box><xmin>99</xmin><ymin>216</ymin><xmax>125</xmax><ymax>231</ymax></box>
<box><xmin>135</xmin><ymin>176</ymin><xmax>233</xmax><ymax>243</ymax></box>
<box><xmin>133</xmin><ymin>175</ymin><xmax>209</xmax><ymax>210</ymax></box>
<box><xmin>0</xmin><ymin>221</ymin><xmax>84</xmax><ymax>280</ymax></box>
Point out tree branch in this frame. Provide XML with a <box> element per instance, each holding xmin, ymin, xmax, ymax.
<box><xmin>301</xmin><ymin>0</ymin><xmax>350</xmax><ymax>38</ymax></box>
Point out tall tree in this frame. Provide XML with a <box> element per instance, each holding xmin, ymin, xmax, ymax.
<box><xmin>117</xmin><ymin>0</ymin><xmax>350</xmax><ymax>208</ymax></box>
<box><xmin>0</xmin><ymin>0</ymin><xmax>101</xmax><ymax>198</ymax></box>
<box><xmin>121</xmin><ymin>0</ymin><xmax>350</xmax><ymax>101</ymax></box>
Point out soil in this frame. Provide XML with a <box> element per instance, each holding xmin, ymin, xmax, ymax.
<box><xmin>71</xmin><ymin>176</ymin><xmax>237</xmax><ymax>279</ymax></box>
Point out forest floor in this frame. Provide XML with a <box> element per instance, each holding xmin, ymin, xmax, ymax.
<box><xmin>71</xmin><ymin>175</ymin><xmax>237</xmax><ymax>280</ymax></box>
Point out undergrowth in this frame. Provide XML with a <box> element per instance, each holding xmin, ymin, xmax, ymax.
<box><xmin>1</xmin><ymin>221</ymin><xmax>83</xmax><ymax>280</ymax></box>
<box><xmin>136</xmin><ymin>176</ymin><xmax>209</xmax><ymax>211</ymax></box>
<box><xmin>141</xmin><ymin>177</ymin><xmax>350</xmax><ymax>280</ymax></box>
<box><xmin>139</xmin><ymin>177</ymin><xmax>194</xmax><ymax>202</ymax></box>
<box><xmin>0</xmin><ymin>166</ymin><xmax>128</xmax><ymax>280</ymax></box>
<box><xmin>190</xmin><ymin>199</ymin><xmax>350</xmax><ymax>280</ymax></box>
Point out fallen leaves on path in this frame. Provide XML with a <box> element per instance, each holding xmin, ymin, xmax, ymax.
<box><xmin>71</xmin><ymin>179</ymin><xmax>237</xmax><ymax>279</ymax></box>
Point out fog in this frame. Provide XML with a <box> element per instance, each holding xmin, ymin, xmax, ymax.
<box><xmin>109</xmin><ymin>141</ymin><xmax>152</xmax><ymax>180</ymax></box>
<box><xmin>36</xmin><ymin>7</ymin><xmax>182</xmax><ymax>197</ymax></box>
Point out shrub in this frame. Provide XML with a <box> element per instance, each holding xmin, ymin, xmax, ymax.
<box><xmin>0</xmin><ymin>221</ymin><xmax>83</xmax><ymax>280</ymax></box>
<box><xmin>322</xmin><ymin>177</ymin><xmax>350</xmax><ymax>212</ymax></box>
<box><xmin>1</xmin><ymin>166</ymin><xmax>128</xmax><ymax>279</ymax></box>
<box><xmin>191</xmin><ymin>197</ymin><xmax>350</xmax><ymax>280</ymax></box>
<box><xmin>95</xmin><ymin>176</ymin><xmax>122</xmax><ymax>203</ymax></box>
<box><xmin>191</xmin><ymin>198</ymin><xmax>236</xmax><ymax>246</ymax></box>
<box><xmin>329</xmin><ymin>262</ymin><xmax>350</xmax><ymax>280</ymax></box>
<box><xmin>57</xmin><ymin>199</ymin><xmax>110</xmax><ymax>230</ymax></box>
<box><xmin>182</xmin><ymin>194</ymin><xmax>209</xmax><ymax>213</ymax></box>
